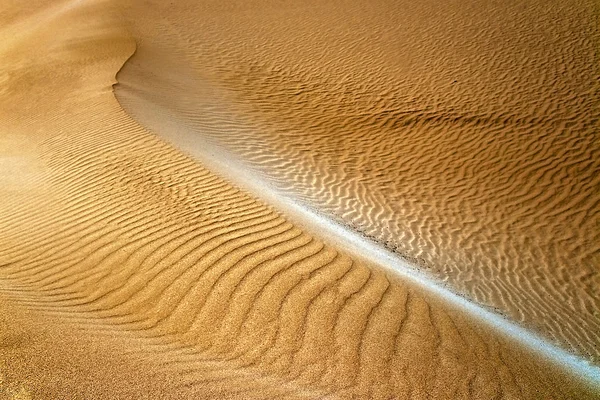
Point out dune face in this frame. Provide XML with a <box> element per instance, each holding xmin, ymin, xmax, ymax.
<box><xmin>114</xmin><ymin>0</ymin><xmax>600</xmax><ymax>365</ymax></box>
<box><xmin>0</xmin><ymin>0</ymin><xmax>598</xmax><ymax>399</ymax></box>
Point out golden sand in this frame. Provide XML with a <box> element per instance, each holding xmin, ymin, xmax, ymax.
<box><xmin>0</xmin><ymin>0</ymin><xmax>598</xmax><ymax>398</ymax></box>
<box><xmin>115</xmin><ymin>0</ymin><xmax>600</xmax><ymax>364</ymax></box>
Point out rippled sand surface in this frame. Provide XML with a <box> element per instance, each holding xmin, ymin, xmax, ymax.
<box><xmin>115</xmin><ymin>0</ymin><xmax>600</xmax><ymax>363</ymax></box>
<box><xmin>0</xmin><ymin>0</ymin><xmax>598</xmax><ymax>398</ymax></box>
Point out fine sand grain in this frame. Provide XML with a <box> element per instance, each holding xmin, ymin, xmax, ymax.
<box><xmin>0</xmin><ymin>0</ymin><xmax>599</xmax><ymax>399</ymax></box>
<box><xmin>115</xmin><ymin>0</ymin><xmax>600</xmax><ymax>365</ymax></box>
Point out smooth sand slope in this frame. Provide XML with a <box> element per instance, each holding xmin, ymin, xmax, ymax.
<box><xmin>114</xmin><ymin>0</ymin><xmax>600</xmax><ymax>364</ymax></box>
<box><xmin>0</xmin><ymin>0</ymin><xmax>598</xmax><ymax>399</ymax></box>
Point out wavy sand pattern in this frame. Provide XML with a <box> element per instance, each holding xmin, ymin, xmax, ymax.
<box><xmin>115</xmin><ymin>0</ymin><xmax>600</xmax><ymax>364</ymax></box>
<box><xmin>0</xmin><ymin>0</ymin><xmax>598</xmax><ymax>399</ymax></box>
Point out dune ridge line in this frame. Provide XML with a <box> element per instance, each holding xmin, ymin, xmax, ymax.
<box><xmin>113</xmin><ymin>67</ymin><xmax>600</xmax><ymax>386</ymax></box>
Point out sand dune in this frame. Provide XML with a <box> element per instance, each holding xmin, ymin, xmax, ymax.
<box><xmin>0</xmin><ymin>0</ymin><xmax>598</xmax><ymax>399</ymax></box>
<box><xmin>114</xmin><ymin>0</ymin><xmax>600</xmax><ymax>365</ymax></box>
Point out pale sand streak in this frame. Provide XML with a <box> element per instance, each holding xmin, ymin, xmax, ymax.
<box><xmin>0</xmin><ymin>0</ymin><xmax>598</xmax><ymax>399</ymax></box>
<box><xmin>114</xmin><ymin>0</ymin><xmax>600</xmax><ymax>365</ymax></box>
<box><xmin>123</xmin><ymin>105</ymin><xmax>600</xmax><ymax>385</ymax></box>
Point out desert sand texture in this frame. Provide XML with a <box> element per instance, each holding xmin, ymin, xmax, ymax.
<box><xmin>0</xmin><ymin>0</ymin><xmax>598</xmax><ymax>399</ymax></box>
<box><xmin>114</xmin><ymin>0</ymin><xmax>600</xmax><ymax>365</ymax></box>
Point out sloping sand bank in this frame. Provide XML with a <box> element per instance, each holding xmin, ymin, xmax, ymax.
<box><xmin>114</xmin><ymin>0</ymin><xmax>600</xmax><ymax>366</ymax></box>
<box><xmin>0</xmin><ymin>0</ymin><xmax>598</xmax><ymax>399</ymax></box>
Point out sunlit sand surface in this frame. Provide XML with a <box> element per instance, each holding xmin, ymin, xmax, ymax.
<box><xmin>0</xmin><ymin>0</ymin><xmax>598</xmax><ymax>398</ymax></box>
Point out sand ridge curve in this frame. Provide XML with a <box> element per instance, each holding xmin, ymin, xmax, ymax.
<box><xmin>0</xmin><ymin>0</ymin><xmax>598</xmax><ymax>398</ymax></box>
<box><xmin>114</xmin><ymin>0</ymin><xmax>600</xmax><ymax>365</ymax></box>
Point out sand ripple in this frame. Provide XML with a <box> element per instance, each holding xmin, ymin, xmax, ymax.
<box><xmin>115</xmin><ymin>0</ymin><xmax>600</xmax><ymax>364</ymax></box>
<box><xmin>0</xmin><ymin>0</ymin><xmax>598</xmax><ymax>398</ymax></box>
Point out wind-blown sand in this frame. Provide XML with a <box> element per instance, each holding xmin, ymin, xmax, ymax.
<box><xmin>0</xmin><ymin>0</ymin><xmax>598</xmax><ymax>398</ymax></box>
<box><xmin>115</xmin><ymin>0</ymin><xmax>600</xmax><ymax>364</ymax></box>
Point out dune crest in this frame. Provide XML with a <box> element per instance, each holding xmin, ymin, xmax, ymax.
<box><xmin>114</xmin><ymin>0</ymin><xmax>600</xmax><ymax>365</ymax></box>
<box><xmin>0</xmin><ymin>0</ymin><xmax>598</xmax><ymax>398</ymax></box>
